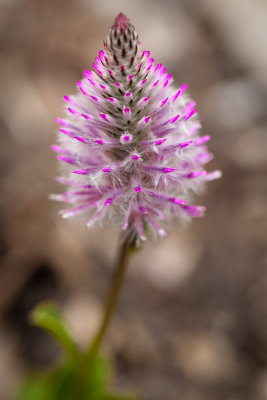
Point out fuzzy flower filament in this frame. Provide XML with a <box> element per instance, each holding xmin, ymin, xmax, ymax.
<box><xmin>51</xmin><ymin>13</ymin><xmax>221</xmax><ymax>241</ymax></box>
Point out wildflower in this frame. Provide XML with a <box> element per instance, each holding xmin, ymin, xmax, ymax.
<box><xmin>51</xmin><ymin>13</ymin><xmax>221</xmax><ymax>241</ymax></box>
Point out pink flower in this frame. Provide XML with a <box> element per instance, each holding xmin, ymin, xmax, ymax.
<box><xmin>51</xmin><ymin>13</ymin><xmax>221</xmax><ymax>241</ymax></box>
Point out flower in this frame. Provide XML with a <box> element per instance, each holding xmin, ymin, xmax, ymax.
<box><xmin>51</xmin><ymin>13</ymin><xmax>221</xmax><ymax>241</ymax></box>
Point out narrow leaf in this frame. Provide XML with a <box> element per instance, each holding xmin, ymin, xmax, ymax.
<box><xmin>31</xmin><ymin>302</ymin><xmax>78</xmax><ymax>358</ymax></box>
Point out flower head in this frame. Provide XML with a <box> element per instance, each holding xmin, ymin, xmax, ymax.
<box><xmin>51</xmin><ymin>13</ymin><xmax>221</xmax><ymax>241</ymax></box>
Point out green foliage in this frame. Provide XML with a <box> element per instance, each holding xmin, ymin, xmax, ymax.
<box><xmin>31</xmin><ymin>302</ymin><xmax>77</xmax><ymax>359</ymax></box>
<box><xmin>14</xmin><ymin>363</ymin><xmax>75</xmax><ymax>400</ymax></box>
<box><xmin>14</xmin><ymin>302</ymin><xmax>136</xmax><ymax>400</ymax></box>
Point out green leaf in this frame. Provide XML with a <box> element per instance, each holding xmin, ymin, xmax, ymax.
<box><xmin>84</xmin><ymin>353</ymin><xmax>110</xmax><ymax>393</ymax></box>
<box><xmin>15</xmin><ymin>362</ymin><xmax>78</xmax><ymax>400</ymax></box>
<box><xmin>14</xmin><ymin>357</ymin><xmax>136</xmax><ymax>400</ymax></box>
<box><xmin>92</xmin><ymin>391</ymin><xmax>137</xmax><ymax>400</ymax></box>
<box><xmin>82</xmin><ymin>354</ymin><xmax>136</xmax><ymax>400</ymax></box>
<box><xmin>44</xmin><ymin>362</ymin><xmax>77</xmax><ymax>399</ymax></box>
<box><xmin>14</xmin><ymin>376</ymin><xmax>51</xmax><ymax>400</ymax></box>
<box><xmin>15</xmin><ymin>311</ymin><xmax>135</xmax><ymax>400</ymax></box>
<box><xmin>31</xmin><ymin>302</ymin><xmax>78</xmax><ymax>359</ymax></box>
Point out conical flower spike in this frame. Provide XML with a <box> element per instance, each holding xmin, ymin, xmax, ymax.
<box><xmin>51</xmin><ymin>13</ymin><xmax>221</xmax><ymax>241</ymax></box>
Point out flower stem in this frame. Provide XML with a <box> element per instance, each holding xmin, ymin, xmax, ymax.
<box><xmin>87</xmin><ymin>235</ymin><xmax>134</xmax><ymax>356</ymax></box>
<box><xmin>74</xmin><ymin>235</ymin><xmax>135</xmax><ymax>398</ymax></box>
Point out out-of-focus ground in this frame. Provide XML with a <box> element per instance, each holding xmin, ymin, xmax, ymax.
<box><xmin>0</xmin><ymin>0</ymin><xmax>267</xmax><ymax>399</ymax></box>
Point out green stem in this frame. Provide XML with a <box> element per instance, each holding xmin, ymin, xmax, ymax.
<box><xmin>74</xmin><ymin>235</ymin><xmax>134</xmax><ymax>398</ymax></box>
<box><xmin>87</xmin><ymin>236</ymin><xmax>133</xmax><ymax>356</ymax></box>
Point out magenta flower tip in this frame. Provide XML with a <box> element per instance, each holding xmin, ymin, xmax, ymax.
<box><xmin>51</xmin><ymin>14</ymin><xmax>221</xmax><ymax>240</ymax></box>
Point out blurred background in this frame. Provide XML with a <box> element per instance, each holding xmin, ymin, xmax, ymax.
<box><xmin>0</xmin><ymin>0</ymin><xmax>267</xmax><ymax>399</ymax></box>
